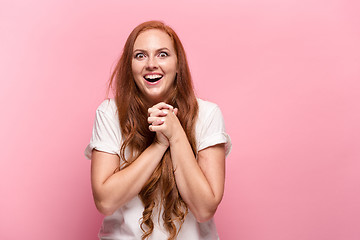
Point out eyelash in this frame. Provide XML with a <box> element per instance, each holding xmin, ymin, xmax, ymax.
<box><xmin>134</xmin><ymin>52</ymin><xmax>169</xmax><ymax>59</ymax></box>
<box><xmin>158</xmin><ymin>52</ymin><xmax>169</xmax><ymax>57</ymax></box>
<box><xmin>135</xmin><ymin>53</ymin><xmax>145</xmax><ymax>59</ymax></box>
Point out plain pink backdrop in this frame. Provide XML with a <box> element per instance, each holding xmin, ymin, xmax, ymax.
<box><xmin>1</xmin><ymin>0</ymin><xmax>359</xmax><ymax>239</ymax></box>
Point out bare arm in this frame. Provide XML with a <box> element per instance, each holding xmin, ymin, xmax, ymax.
<box><xmin>148</xmin><ymin>104</ymin><xmax>226</xmax><ymax>222</ymax></box>
<box><xmin>91</xmin><ymin>142</ymin><xmax>168</xmax><ymax>215</ymax></box>
<box><xmin>169</xmin><ymin>131</ymin><xmax>225</xmax><ymax>223</ymax></box>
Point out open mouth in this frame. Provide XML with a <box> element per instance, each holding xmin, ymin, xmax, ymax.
<box><xmin>144</xmin><ymin>74</ymin><xmax>163</xmax><ymax>83</ymax></box>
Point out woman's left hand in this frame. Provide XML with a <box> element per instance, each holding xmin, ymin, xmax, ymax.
<box><xmin>148</xmin><ymin>102</ymin><xmax>182</xmax><ymax>143</ymax></box>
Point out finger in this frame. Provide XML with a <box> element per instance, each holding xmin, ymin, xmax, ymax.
<box><xmin>148</xmin><ymin>107</ymin><xmax>156</xmax><ymax>116</ymax></box>
<box><xmin>150</xmin><ymin>109</ymin><xmax>168</xmax><ymax>117</ymax></box>
<box><xmin>148</xmin><ymin>117</ymin><xmax>165</xmax><ymax>125</ymax></box>
<box><xmin>149</xmin><ymin>124</ymin><xmax>163</xmax><ymax>132</ymax></box>
<box><xmin>148</xmin><ymin>107</ymin><xmax>162</xmax><ymax>116</ymax></box>
<box><xmin>153</xmin><ymin>119</ymin><xmax>165</xmax><ymax>126</ymax></box>
<box><xmin>173</xmin><ymin>108</ymin><xmax>178</xmax><ymax>116</ymax></box>
<box><xmin>151</xmin><ymin>102</ymin><xmax>174</xmax><ymax>111</ymax></box>
<box><xmin>147</xmin><ymin>116</ymin><xmax>157</xmax><ymax>124</ymax></box>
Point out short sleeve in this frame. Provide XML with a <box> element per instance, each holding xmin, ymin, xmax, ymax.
<box><xmin>197</xmin><ymin>104</ymin><xmax>232</xmax><ymax>157</ymax></box>
<box><xmin>84</xmin><ymin>100</ymin><xmax>121</xmax><ymax>159</ymax></box>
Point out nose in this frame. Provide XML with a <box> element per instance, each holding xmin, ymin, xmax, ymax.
<box><xmin>146</xmin><ymin>56</ymin><xmax>158</xmax><ymax>70</ymax></box>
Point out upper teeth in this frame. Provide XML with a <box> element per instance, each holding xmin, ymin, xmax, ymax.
<box><xmin>145</xmin><ymin>74</ymin><xmax>162</xmax><ymax>79</ymax></box>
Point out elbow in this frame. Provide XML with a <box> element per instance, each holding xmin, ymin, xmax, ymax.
<box><xmin>194</xmin><ymin>207</ymin><xmax>218</xmax><ymax>223</ymax></box>
<box><xmin>92</xmin><ymin>188</ymin><xmax>128</xmax><ymax>216</ymax></box>
<box><xmin>193</xmin><ymin>196</ymin><xmax>223</xmax><ymax>223</ymax></box>
<box><xmin>95</xmin><ymin>200</ymin><xmax>117</xmax><ymax>216</ymax></box>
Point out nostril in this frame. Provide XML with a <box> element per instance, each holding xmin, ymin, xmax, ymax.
<box><xmin>146</xmin><ymin>58</ymin><xmax>158</xmax><ymax>66</ymax></box>
<box><xmin>146</xmin><ymin>62</ymin><xmax>158</xmax><ymax>69</ymax></box>
<box><xmin>146</xmin><ymin>66</ymin><xmax>158</xmax><ymax>70</ymax></box>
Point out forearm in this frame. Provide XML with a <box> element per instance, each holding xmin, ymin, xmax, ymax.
<box><xmin>92</xmin><ymin>142</ymin><xmax>167</xmax><ymax>215</ymax></box>
<box><xmin>169</xmin><ymin>132</ymin><xmax>223</xmax><ymax>222</ymax></box>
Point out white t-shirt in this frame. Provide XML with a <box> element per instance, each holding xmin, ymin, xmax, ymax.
<box><xmin>85</xmin><ymin>98</ymin><xmax>231</xmax><ymax>240</ymax></box>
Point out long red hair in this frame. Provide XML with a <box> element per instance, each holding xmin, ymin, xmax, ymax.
<box><xmin>108</xmin><ymin>21</ymin><xmax>199</xmax><ymax>240</ymax></box>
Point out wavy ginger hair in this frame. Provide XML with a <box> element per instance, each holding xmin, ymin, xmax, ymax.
<box><xmin>108</xmin><ymin>21</ymin><xmax>199</xmax><ymax>240</ymax></box>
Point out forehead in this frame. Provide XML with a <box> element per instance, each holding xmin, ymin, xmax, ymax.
<box><xmin>133</xmin><ymin>29</ymin><xmax>175</xmax><ymax>51</ymax></box>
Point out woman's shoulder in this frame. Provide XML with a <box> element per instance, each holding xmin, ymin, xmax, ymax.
<box><xmin>97</xmin><ymin>98</ymin><xmax>117</xmax><ymax>115</ymax></box>
<box><xmin>196</xmin><ymin>98</ymin><xmax>220</xmax><ymax>116</ymax></box>
<box><xmin>97</xmin><ymin>98</ymin><xmax>117</xmax><ymax>112</ymax></box>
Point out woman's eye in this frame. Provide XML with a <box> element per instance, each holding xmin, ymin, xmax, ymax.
<box><xmin>158</xmin><ymin>52</ymin><xmax>168</xmax><ymax>57</ymax></box>
<box><xmin>135</xmin><ymin>53</ymin><xmax>145</xmax><ymax>59</ymax></box>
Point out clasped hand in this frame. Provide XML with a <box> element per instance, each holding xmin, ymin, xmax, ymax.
<box><xmin>148</xmin><ymin>102</ymin><xmax>182</xmax><ymax>148</ymax></box>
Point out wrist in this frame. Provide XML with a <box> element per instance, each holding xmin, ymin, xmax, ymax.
<box><xmin>152</xmin><ymin>141</ymin><xmax>169</xmax><ymax>152</ymax></box>
<box><xmin>169</xmin><ymin>128</ymin><xmax>187</xmax><ymax>145</ymax></box>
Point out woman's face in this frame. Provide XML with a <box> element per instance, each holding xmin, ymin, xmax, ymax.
<box><xmin>132</xmin><ymin>29</ymin><xmax>178</xmax><ymax>104</ymax></box>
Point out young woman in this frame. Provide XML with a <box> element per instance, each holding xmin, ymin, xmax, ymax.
<box><xmin>85</xmin><ymin>20</ymin><xmax>231</xmax><ymax>240</ymax></box>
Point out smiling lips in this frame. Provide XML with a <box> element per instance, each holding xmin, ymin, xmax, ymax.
<box><xmin>144</xmin><ymin>73</ymin><xmax>163</xmax><ymax>85</ymax></box>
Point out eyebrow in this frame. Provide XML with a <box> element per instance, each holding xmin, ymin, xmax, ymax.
<box><xmin>133</xmin><ymin>47</ymin><xmax>171</xmax><ymax>53</ymax></box>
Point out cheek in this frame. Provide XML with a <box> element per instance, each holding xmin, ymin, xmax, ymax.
<box><xmin>161</xmin><ymin>60</ymin><xmax>177</xmax><ymax>73</ymax></box>
<box><xmin>131</xmin><ymin>62</ymin><xmax>136</xmax><ymax>74</ymax></box>
<box><xmin>131</xmin><ymin>61</ymin><xmax>142</xmax><ymax>75</ymax></box>
<box><xmin>131</xmin><ymin>64</ymin><xmax>142</xmax><ymax>87</ymax></box>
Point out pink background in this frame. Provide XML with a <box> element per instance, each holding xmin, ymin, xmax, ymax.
<box><xmin>1</xmin><ymin>0</ymin><xmax>359</xmax><ymax>239</ymax></box>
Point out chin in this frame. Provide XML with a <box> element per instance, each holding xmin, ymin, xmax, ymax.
<box><xmin>146</xmin><ymin>91</ymin><xmax>164</xmax><ymax>100</ymax></box>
